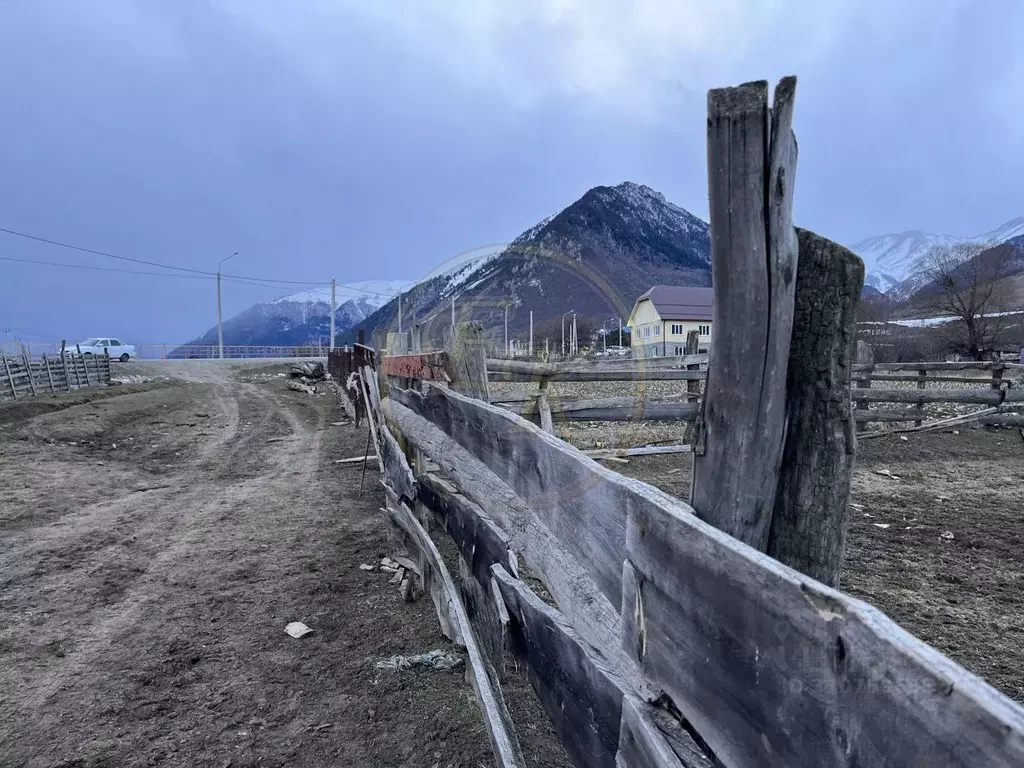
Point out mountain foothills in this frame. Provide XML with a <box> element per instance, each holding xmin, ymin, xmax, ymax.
<box><xmin>196</xmin><ymin>180</ymin><xmax>1022</xmax><ymax>348</ymax></box>
<box><xmin>340</xmin><ymin>182</ymin><xmax>712</xmax><ymax>346</ymax></box>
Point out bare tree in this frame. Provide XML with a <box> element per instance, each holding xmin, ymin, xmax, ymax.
<box><xmin>915</xmin><ymin>241</ymin><xmax>1014</xmax><ymax>360</ymax></box>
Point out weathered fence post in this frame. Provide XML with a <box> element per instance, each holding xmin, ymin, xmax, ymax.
<box><xmin>690</xmin><ymin>77</ymin><xmax>798</xmax><ymax>550</ymax></box>
<box><xmin>42</xmin><ymin>354</ymin><xmax>55</xmax><ymax>393</ymax></box>
<box><xmin>2</xmin><ymin>356</ymin><xmax>17</xmax><ymax>399</ymax></box>
<box><xmin>766</xmin><ymin>228</ymin><xmax>863</xmax><ymax>587</ymax></box>
<box><xmin>77</xmin><ymin>346</ymin><xmax>91</xmax><ymax>387</ymax></box>
<box><xmin>855</xmin><ymin>341</ymin><xmax>873</xmax><ymax>414</ymax></box>
<box><xmin>915</xmin><ymin>367</ymin><xmax>927</xmax><ymax>427</ymax></box>
<box><xmin>21</xmin><ymin>351</ymin><xmax>38</xmax><ymax>396</ymax></box>
<box><xmin>448</xmin><ymin>322</ymin><xmax>490</xmax><ymax>402</ymax></box>
<box><xmin>684</xmin><ymin>329</ymin><xmax>700</xmax><ymax>403</ymax></box>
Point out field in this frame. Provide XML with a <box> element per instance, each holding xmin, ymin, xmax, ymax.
<box><xmin>0</xmin><ymin>363</ymin><xmax>493</xmax><ymax>768</ymax></box>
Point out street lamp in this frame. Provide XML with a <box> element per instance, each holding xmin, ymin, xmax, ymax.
<box><xmin>561</xmin><ymin>310</ymin><xmax>575</xmax><ymax>358</ymax></box>
<box><xmin>217</xmin><ymin>252</ymin><xmax>238</xmax><ymax>360</ymax></box>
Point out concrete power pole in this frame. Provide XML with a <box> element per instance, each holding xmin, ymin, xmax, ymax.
<box><xmin>529</xmin><ymin>310</ymin><xmax>533</xmax><ymax>358</ymax></box>
<box><xmin>329</xmin><ymin>278</ymin><xmax>336</xmax><ymax>352</ymax></box>
<box><xmin>572</xmin><ymin>314</ymin><xmax>578</xmax><ymax>356</ymax></box>
<box><xmin>398</xmin><ymin>291</ymin><xmax>403</xmax><ymax>334</ymax></box>
<box><xmin>451</xmin><ymin>297</ymin><xmax>455</xmax><ymax>330</ymax></box>
<box><xmin>504</xmin><ymin>304</ymin><xmax>510</xmax><ymax>356</ymax></box>
<box><xmin>216</xmin><ymin>251</ymin><xmax>238</xmax><ymax>360</ymax></box>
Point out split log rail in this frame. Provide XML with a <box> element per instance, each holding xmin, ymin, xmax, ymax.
<box><xmin>342</xmin><ymin>78</ymin><xmax>1024</xmax><ymax>768</ymax></box>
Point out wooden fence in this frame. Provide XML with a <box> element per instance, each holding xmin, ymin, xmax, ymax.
<box><xmin>346</xmin><ymin>78</ymin><xmax>1024</xmax><ymax>768</ymax></box>
<box><xmin>0</xmin><ymin>351</ymin><xmax>111</xmax><ymax>402</ymax></box>
<box><xmin>482</xmin><ymin>354</ymin><xmax>1022</xmax><ymax>433</ymax></box>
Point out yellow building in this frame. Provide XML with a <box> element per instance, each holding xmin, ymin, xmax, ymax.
<box><xmin>627</xmin><ymin>286</ymin><xmax>713</xmax><ymax>357</ymax></box>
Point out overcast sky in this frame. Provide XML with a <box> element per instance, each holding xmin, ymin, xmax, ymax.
<box><xmin>2</xmin><ymin>0</ymin><xmax>1021</xmax><ymax>344</ymax></box>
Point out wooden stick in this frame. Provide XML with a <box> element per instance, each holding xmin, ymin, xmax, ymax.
<box><xmin>857</xmin><ymin>407</ymin><xmax>1002</xmax><ymax>439</ymax></box>
<box><xmin>42</xmin><ymin>355</ymin><xmax>55</xmax><ymax>393</ymax></box>
<box><xmin>22</xmin><ymin>352</ymin><xmax>37</xmax><ymax>396</ymax></box>
<box><xmin>358</xmin><ymin>418</ymin><xmax>372</xmax><ymax>496</ymax></box>
<box><xmin>583</xmin><ymin>444</ymin><xmax>693</xmax><ymax>459</ymax></box>
<box><xmin>2</xmin><ymin>356</ymin><xmax>17</xmax><ymax>400</ymax></box>
<box><xmin>77</xmin><ymin>346</ymin><xmax>91</xmax><ymax>387</ymax></box>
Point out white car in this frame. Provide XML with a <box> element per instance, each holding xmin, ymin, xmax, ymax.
<box><xmin>74</xmin><ymin>337</ymin><xmax>136</xmax><ymax>362</ymax></box>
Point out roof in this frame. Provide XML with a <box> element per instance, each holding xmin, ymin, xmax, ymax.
<box><xmin>635</xmin><ymin>285</ymin><xmax>713</xmax><ymax>321</ymax></box>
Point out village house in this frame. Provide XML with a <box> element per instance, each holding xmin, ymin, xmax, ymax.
<box><xmin>627</xmin><ymin>285</ymin><xmax>713</xmax><ymax>358</ymax></box>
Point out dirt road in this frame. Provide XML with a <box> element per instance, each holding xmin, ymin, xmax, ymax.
<box><xmin>0</xmin><ymin>367</ymin><xmax>492</xmax><ymax>767</ymax></box>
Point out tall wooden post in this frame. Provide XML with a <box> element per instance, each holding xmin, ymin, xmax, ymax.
<box><xmin>684</xmin><ymin>330</ymin><xmax>700</xmax><ymax>403</ymax></box>
<box><xmin>767</xmin><ymin>228</ymin><xmax>863</xmax><ymax>587</ymax></box>
<box><xmin>690</xmin><ymin>77</ymin><xmax>799</xmax><ymax>550</ymax></box>
<box><xmin>448</xmin><ymin>322</ymin><xmax>490</xmax><ymax>402</ymax></box>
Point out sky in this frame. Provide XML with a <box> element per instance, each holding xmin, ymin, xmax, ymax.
<box><xmin>1</xmin><ymin>0</ymin><xmax>1022</xmax><ymax>345</ymax></box>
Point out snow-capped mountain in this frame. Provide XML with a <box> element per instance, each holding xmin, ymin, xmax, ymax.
<box><xmin>182</xmin><ymin>280</ymin><xmax>412</xmax><ymax>348</ymax></box>
<box><xmin>343</xmin><ymin>181</ymin><xmax>712</xmax><ymax>346</ymax></box>
<box><xmin>852</xmin><ymin>216</ymin><xmax>1024</xmax><ymax>294</ymax></box>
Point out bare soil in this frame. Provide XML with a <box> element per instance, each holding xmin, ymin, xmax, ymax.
<box><xmin>0</xmin><ymin>370</ymin><xmax>493</xmax><ymax>767</ymax></box>
<box><xmin>613</xmin><ymin>426</ymin><xmax>1024</xmax><ymax>703</ymax></box>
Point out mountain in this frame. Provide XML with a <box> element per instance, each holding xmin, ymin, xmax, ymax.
<box><xmin>181</xmin><ymin>280</ymin><xmax>411</xmax><ymax>349</ymax></box>
<box><xmin>852</xmin><ymin>216</ymin><xmax>1024</xmax><ymax>295</ymax></box>
<box><xmin>341</xmin><ymin>182</ymin><xmax>712</xmax><ymax>347</ymax></box>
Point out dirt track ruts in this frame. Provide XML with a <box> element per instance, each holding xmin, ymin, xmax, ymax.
<box><xmin>0</xmin><ymin>368</ymin><xmax>492</xmax><ymax>767</ymax></box>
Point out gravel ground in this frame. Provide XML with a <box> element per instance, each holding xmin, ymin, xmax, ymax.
<box><xmin>0</xmin><ymin>369</ymin><xmax>493</xmax><ymax>767</ymax></box>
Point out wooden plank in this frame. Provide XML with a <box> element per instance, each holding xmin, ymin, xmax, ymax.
<box><xmin>389</xmin><ymin>383</ymin><xmax>627</xmax><ymax>608</ymax></box>
<box><xmin>852</xmin><ymin>373</ymin><xmax>996</xmax><ymax>384</ymax></box>
<box><xmin>385</xmin><ymin>498</ymin><xmax>525</xmax><ymax>768</ymax></box>
<box><xmin>691</xmin><ymin>78</ymin><xmax>797</xmax><ymax>550</ymax></box>
<box><xmin>544</xmin><ymin>397</ymin><xmax>697</xmax><ymax>423</ymax></box>
<box><xmin>381</xmin><ymin>351</ymin><xmax>453</xmax><ymax>383</ymax></box>
<box><xmin>914</xmin><ymin>368</ymin><xmax>927</xmax><ymax>427</ymax></box>
<box><xmin>854</xmin><ymin>409</ymin><xmax>929</xmax><ymax>423</ymax></box>
<box><xmin>77</xmin><ymin>348</ymin><xmax>91</xmax><ymax>387</ymax></box>
<box><xmin>767</xmin><ymin>228</ymin><xmax>862</xmax><ymax>587</ymax></box>
<box><xmin>584</xmin><ymin>445</ymin><xmax>692</xmax><ymax>459</ymax></box>
<box><xmin>2</xmin><ymin>357</ymin><xmax>17</xmax><ymax>400</ymax></box>
<box><xmin>449</xmin><ymin>322</ymin><xmax>490</xmax><ymax>401</ymax></box>
<box><xmin>22</xmin><ymin>352</ymin><xmax>37</xmax><ymax>396</ymax></box>
<box><xmin>384</xmin><ymin>393</ymin><xmax>628</xmax><ymax>661</ymax></box>
<box><xmin>487</xmin><ymin>369</ymin><xmax>707</xmax><ymax>383</ymax></box>
<box><xmin>357</xmin><ymin>366</ymin><xmax>385</xmax><ymax>475</ymax></box>
<box><xmin>537</xmin><ymin>380</ymin><xmax>553</xmax><ymax>434</ymax></box>
<box><xmin>616</xmin><ymin>696</ymin><xmax>714</xmax><ymax>768</ymax></box>
<box><xmin>418</xmin><ymin>473</ymin><xmax>515</xmax><ymax>667</ymax></box>
<box><xmin>684</xmin><ymin>330</ymin><xmax>701</xmax><ymax>403</ymax></box>
<box><xmin>42</xmin><ymin>355</ymin><xmax>56</xmax><ymax>393</ymax></box>
<box><xmin>853</xmin><ymin>388</ymin><xmax>1021</xmax><ymax>405</ymax></box>
<box><xmin>487</xmin><ymin>355</ymin><xmax>708</xmax><ymax>379</ymax></box>
<box><xmin>621</xmin><ymin>507</ymin><xmax>1024</xmax><ymax>768</ymax></box>
<box><xmin>853</xmin><ymin>361</ymin><xmax>1000</xmax><ymax>372</ymax></box>
<box><xmin>492</xmin><ymin>564</ymin><xmax>624</xmax><ymax>768</ymax></box>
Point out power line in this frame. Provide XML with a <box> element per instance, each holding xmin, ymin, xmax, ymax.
<box><xmin>0</xmin><ymin>254</ymin><xmax>212</xmax><ymax>278</ymax></box>
<box><xmin>0</xmin><ymin>224</ymin><xmax>409</xmax><ymax>300</ymax></box>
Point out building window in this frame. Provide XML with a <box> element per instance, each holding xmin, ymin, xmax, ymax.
<box><xmin>699</xmin><ymin>324</ymin><xmax>710</xmax><ymax>336</ymax></box>
<box><xmin>654</xmin><ymin>324</ymin><xmax>661</xmax><ymax>336</ymax></box>
<box><xmin>671</xmin><ymin>323</ymin><xmax>683</xmax><ymax>335</ymax></box>
<box><xmin>674</xmin><ymin>346</ymin><xmax>683</xmax><ymax>355</ymax></box>
<box><xmin>643</xmin><ymin>325</ymin><xmax>651</xmax><ymax>338</ymax></box>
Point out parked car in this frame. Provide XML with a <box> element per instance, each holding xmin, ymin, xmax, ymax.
<box><xmin>73</xmin><ymin>337</ymin><xmax>136</xmax><ymax>362</ymax></box>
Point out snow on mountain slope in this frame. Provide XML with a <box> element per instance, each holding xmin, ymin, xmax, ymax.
<box><xmin>853</xmin><ymin>216</ymin><xmax>1024</xmax><ymax>293</ymax></box>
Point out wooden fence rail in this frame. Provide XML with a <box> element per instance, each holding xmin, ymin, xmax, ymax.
<box><xmin>0</xmin><ymin>351</ymin><xmax>111</xmax><ymax>402</ymax></box>
<box><xmin>342</xmin><ymin>75</ymin><xmax>1024</xmax><ymax>768</ymax></box>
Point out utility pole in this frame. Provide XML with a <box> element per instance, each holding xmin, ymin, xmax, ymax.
<box><xmin>529</xmin><ymin>310</ymin><xmax>533</xmax><ymax>358</ymax></box>
<box><xmin>398</xmin><ymin>291</ymin><xmax>403</xmax><ymax>334</ymax></box>
<box><xmin>217</xmin><ymin>251</ymin><xmax>238</xmax><ymax>360</ymax></box>
<box><xmin>619</xmin><ymin>317</ymin><xmax>623</xmax><ymax>349</ymax></box>
<box><xmin>329</xmin><ymin>278</ymin><xmax>336</xmax><ymax>352</ymax></box>
<box><xmin>561</xmin><ymin>310</ymin><xmax>574</xmax><ymax>358</ymax></box>
<box><xmin>504</xmin><ymin>304</ymin><xmax>510</xmax><ymax>356</ymax></box>
<box><xmin>571</xmin><ymin>313</ymin><xmax>577</xmax><ymax>356</ymax></box>
<box><xmin>451</xmin><ymin>297</ymin><xmax>455</xmax><ymax>329</ymax></box>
